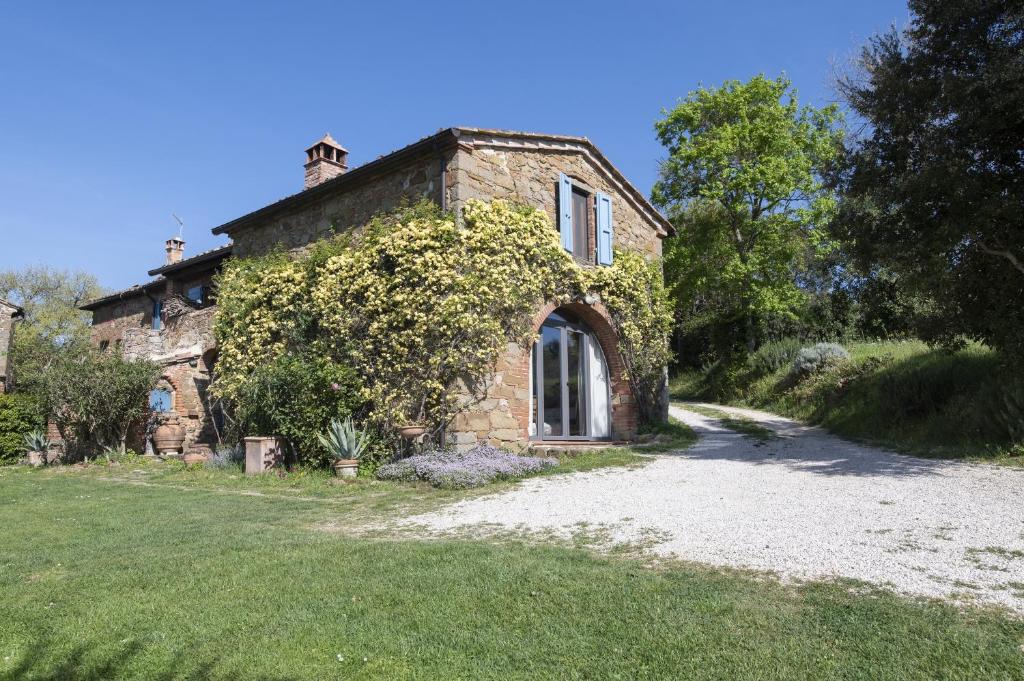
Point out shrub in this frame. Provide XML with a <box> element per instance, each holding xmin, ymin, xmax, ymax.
<box><xmin>375</xmin><ymin>445</ymin><xmax>558</xmax><ymax>489</ymax></box>
<box><xmin>791</xmin><ymin>343</ymin><xmax>850</xmax><ymax>376</ymax></box>
<box><xmin>0</xmin><ymin>393</ymin><xmax>43</xmax><ymax>463</ymax></box>
<box><xmin>207</xmin><ymin>444</ymin><xmax>244</xmax><ymax>469</ymax></box>
<box><xmin>37</xmin><ymin>346</ymin><xmax>161</xmax><ymax>460</ymax></box>
<box><xmin>749</xmin><ymin>337</ymin><xmax>804</xmax><ymax>377</ymax></box>
<box><xmin>987</xmin><ymin>376</ymin><xmax>1024</xmax><ymax>445</ymax></box>
<box><xmin>225</xmin><ymin>352</ymin><xmax>366</xmax><ymax>467</ymax></box>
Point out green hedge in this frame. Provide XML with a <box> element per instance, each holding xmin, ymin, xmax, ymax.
<box><xmin>0</xmin><ymin>393</ymin><xmax>43</xmax><ymax>462</ymax></box>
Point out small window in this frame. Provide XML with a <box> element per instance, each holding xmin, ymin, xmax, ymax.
<box><xmin>149</xmin><ymin>388</ymin><xmax>172</xmax><ymax>412</ymax></box>
<box><xmin>186</xmin><ymin>286</ymin><xmax>203</xmax><ymax>305</ymax></box>
<box><xmin>152</xmin><ymin>298</ymin><xmax>163</xmax><ymax>330</ymax></box>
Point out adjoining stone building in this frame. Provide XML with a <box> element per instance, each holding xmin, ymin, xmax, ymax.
<box><xmin>0</xmin><ymin>298</ymin><xmax>24</xmax><ymax>394</ymax></box>
<box><xmin>83</xmin><ymin>127</ymin><xmax>672</xmax><ymax>457</ymax></box>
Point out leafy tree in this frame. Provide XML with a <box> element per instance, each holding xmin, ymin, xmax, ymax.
<box><xmin>38</xmin><ymin>347</ymin><xmax>160</xmax><ymax>459</ymax></box>
<box><xmin>835</xmin><ymin>0</ymin><xmax>1024</xmax><ymax>355</ymax></box>
<box><xmin>653</xmin><ymin>75</ymin><xmax>843</xmax><ymax>355</ymax></box>
<box><xmin>0</xmin><ymin>266</ymin><xmax>104</xmax><ymax>393</ymax></box>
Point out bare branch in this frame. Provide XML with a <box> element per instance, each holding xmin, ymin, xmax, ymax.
<box><xmin>977</xmin><ymin>240</ymin><xmax>1024</xmax><ymax>276</ymax></box>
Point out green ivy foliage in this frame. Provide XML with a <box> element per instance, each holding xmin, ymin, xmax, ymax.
<box><xmin>213</xmin><ymin>199</ymin><xmax>672</xmax><ymax>456</ymax></box>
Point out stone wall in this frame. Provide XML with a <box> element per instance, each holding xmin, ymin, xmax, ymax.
<box><xmin>90</xmin><ymin>285</ymin><xmax>221</xmax><ymax>456</ymax></box>
<box><xmin>90</xmin><ymin>294</ymin><xmax>152</xmax><ymax>350</ymax></box>
<box><xmin>443</xmin><ymin>139</ymin><xmax>661</xmax><ymax>448</ymax></box>
<box><xmin>123</xmin><ymin>306</ymin><xmax>219</xmax><ymax>455</ymax></box>
<box><xmin>232</xmin><ymin>151</ymin><xmax>456</xmax><ymax>258</ymax></box>
<box><xmin>450</xmin><ymin>141</ymin><xmax>664</xmax><ymax>260</ymax></box>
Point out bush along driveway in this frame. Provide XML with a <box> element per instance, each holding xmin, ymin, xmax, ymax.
<box><xmin>410</xmin><ymin>403</ymin><xmax>1024</xmax><ymax>614</ymax></box>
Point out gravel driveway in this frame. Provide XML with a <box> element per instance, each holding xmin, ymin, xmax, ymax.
<box><xmin>409</xmin><ymin>403</ymin><xmax>1024</xmax><ymax>612</ymax></box>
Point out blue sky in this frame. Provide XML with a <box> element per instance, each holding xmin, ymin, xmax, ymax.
<box><xmin>0</xmin><ymin>0</ymin><xmax>908</xmax><ymax>291</ymax></box>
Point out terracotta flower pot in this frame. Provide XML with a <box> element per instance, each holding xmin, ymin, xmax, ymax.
<box><xmin>153</xmin><ymin>421</ymin><xmax>186</xmax><ymax>456</ymax></box>
<box><xmin>397</xmin><ymin>424</ymin><xmax>426</xmax><ymax>439</ymax></box>
<box><xmin>27</xmin><ymin>451</ymin><xmax>45</xmax><ymax>468</ymax></box>
<box><xmin>332</xmin><ymin>459</ymin><xmax>358</xmax><ymax>478</ymax></box>
<box><xmin>183</xmin><ymin>452</ymin><xmax>207</xmax><ymax>466</ymax></box>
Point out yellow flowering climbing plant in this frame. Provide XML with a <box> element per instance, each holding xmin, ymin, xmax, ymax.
<box><xmin>213</xmin><ymin>198</ymin><xmax>672</xmax><ymax>440</ymax></box>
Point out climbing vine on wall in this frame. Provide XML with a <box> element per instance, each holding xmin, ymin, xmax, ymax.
<box><xmin>213</xmin><ymin>199</ymin><xmax>671</xmax><ymax>453</ymax></box>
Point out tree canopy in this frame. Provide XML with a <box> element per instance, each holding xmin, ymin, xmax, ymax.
<box><xmin>835</xmin><ymin>0</ymin><xmax>1024</xmax><ymax>355</ymax></box>
<box><xmin>0</xmin><ymin>266</ymin><xmax>104</xmax><ymax>392</ymax></box>
<box><xmin>653</xmin><ymin>75</ymin><xmax>843</xmax><ymax>354</ymax></box>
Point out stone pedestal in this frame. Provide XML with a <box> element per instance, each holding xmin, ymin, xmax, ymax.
<box><xmin>244</xmin><ymin>436</ymin><xmax>284</xmax><ymax>475</ymax></box>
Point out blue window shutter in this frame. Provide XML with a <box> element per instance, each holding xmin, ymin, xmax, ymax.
<box><xmin>596</xmin><ymin>192</ymin><xmax>613</xmax><ymax>265</ymax></box>
<box><xmin>558</xmin><ymin>173</ymin><xmax>573</xmax><ymax>252</ymax></box>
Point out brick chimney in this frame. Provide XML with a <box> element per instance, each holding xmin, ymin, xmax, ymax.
<box><xmin>165</xmin><ymin>236</ymin><xmax>185</xmax><ymax>265</ymax></box>
<box><xmin>304</xmin><ymin>133</ymin><xmax>348</xmax><ymax>189</ymax></box>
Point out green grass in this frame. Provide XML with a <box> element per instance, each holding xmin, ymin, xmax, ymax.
<box><xmin>682</xmin><ymin>405</ymin><xmax>776</xmax><ymax>441</ymax></box>
<box><xmin>3</xmin><ymin>465</ymin><xmax>1024</xmax><ymax>679</ymax></box>
<box><xmin>672</xmin><ymin>340</ymin><xmax>1024</xmax><ymax>464</ymax></box>
<box><xmin>634</xmin><ymin>415</ymin><xmax>700</xmax><ymax>452</ymax></box>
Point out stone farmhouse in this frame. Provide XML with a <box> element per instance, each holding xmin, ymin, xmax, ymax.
<box><xmin>82</xmin><ymin>127</ymin><xmax>673</xmax><ymax>458</ymax></box>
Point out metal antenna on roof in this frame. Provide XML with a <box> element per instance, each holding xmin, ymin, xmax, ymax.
<box><xmin>171</xmin><ymin>213</ymin><xmax>184</xmax><ymax>240</ymax></box>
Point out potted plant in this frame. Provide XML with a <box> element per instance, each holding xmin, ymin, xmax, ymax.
<box><xmin>318</xmin><ymin>417</ymin><xmax>369</xmax><ymax>478</ymax></box>
<box><xmin>397</xmin><ymin>399</ymin><xmax>428</xmax><ymax>439</ymax></box>
<box><xmin>397</xmin><ymin>423</ymin><xmax>426</xmax><ymax>439</ymax></box>
<box><xmin>23</xmin><ymin>431</ymin><xmax>51</xmax><ymax>468</ymax></box>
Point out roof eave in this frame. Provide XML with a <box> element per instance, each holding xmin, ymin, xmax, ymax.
<box><xmin>80</xmin><ymin>281</ymin><xmax>162</xmax><ymax>312</ymax></box>
<box><xmin>147</xmin><ymin>244</ymin><xmax>233</xmax><ymax>277</ymax></box>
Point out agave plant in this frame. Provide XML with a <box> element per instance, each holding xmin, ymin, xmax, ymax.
<box><xmin>23</xmin><ymin>430</ymin><xmax>50</xmax><ymax>453</ymax></box>
<box><xmin>317</xmin><ymin>417</ymin><xmax>370</xmax><ymax>462</ymax></box>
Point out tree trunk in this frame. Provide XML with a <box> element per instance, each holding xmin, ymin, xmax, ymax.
<box><xmin>744</xmin><ymin>312</ymin><xmax>756</xmax><ymax>354</ymax></box>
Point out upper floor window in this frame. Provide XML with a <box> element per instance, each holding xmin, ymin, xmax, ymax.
<box><xmin>185</xmin><ymin>285</ymin><xmax>214</xmax><ymax>308</ymax></box>
<box><xmin>558</xmin><ymin>173</ymin><xmax>614</xmax><ymax>266</ymax></box>
<box><xmin>570</xmin><ymin>188</ymin><xmax>590</xmax><ymax>261</ymax></box>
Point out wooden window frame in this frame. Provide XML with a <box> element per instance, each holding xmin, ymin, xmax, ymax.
<box><xmin>560</xmin><ymin>177</ymin><xmax>597</xmax><ymax>265</ymax></box>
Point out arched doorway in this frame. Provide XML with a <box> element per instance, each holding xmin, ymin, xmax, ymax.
<box><xmin>529</xmin><ymin>308</ymin><xmax>611</xmax><ymax>440</ymax></box>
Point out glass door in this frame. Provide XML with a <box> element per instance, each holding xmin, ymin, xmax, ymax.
<box><xmin>531</xmin><ymin>313</ymin><xmax>593</xmax><ymax>440</ymax></box>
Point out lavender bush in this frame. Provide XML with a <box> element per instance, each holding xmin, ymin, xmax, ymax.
<box><xmin>376</xmin><ymin>444</ymin><xmax>558</xmax><ymax>489</ymax></box>
<box><xmin>791</xmin><ymin>342</ymin><xmax>850</xmax><ymax>376</ymax></box>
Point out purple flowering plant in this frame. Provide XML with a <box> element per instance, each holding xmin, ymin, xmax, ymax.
<box><xmin>376</xmin><ymin>444</ymin><xmax>557</xmax><ymax>489</ymax></box>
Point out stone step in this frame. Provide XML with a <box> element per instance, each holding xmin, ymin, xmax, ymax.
<box><xmin>528</xmin><ymin>441</ymin><xmax>628</xmax><ymax>457</ymax></box>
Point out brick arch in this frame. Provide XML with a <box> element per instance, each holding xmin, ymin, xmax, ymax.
<box><xmin>517</xmin><ymin>300</ymin><xmax>638</xmax><ymax>440</ymax></box>
<box><xmin>154</xmin><ymin>373</ymin><xmax>180</xmax><ymax>413</ymax></box>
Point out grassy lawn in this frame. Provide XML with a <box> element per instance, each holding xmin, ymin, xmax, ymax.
<box><xmin>3</xmin><ymin>459</ymin><xmax>1024</xmax><ymax>680</ymax></box>
<box><xmin>672</xmin><ymin>340</ymin><xmax>1024</xmax><ymax>465</ymax></box>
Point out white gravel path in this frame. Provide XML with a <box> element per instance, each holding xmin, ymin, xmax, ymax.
<box><xmin>408</xmin><ymin>403</ymin><xmax>1024</xmax><ymax>612</ymax></box>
